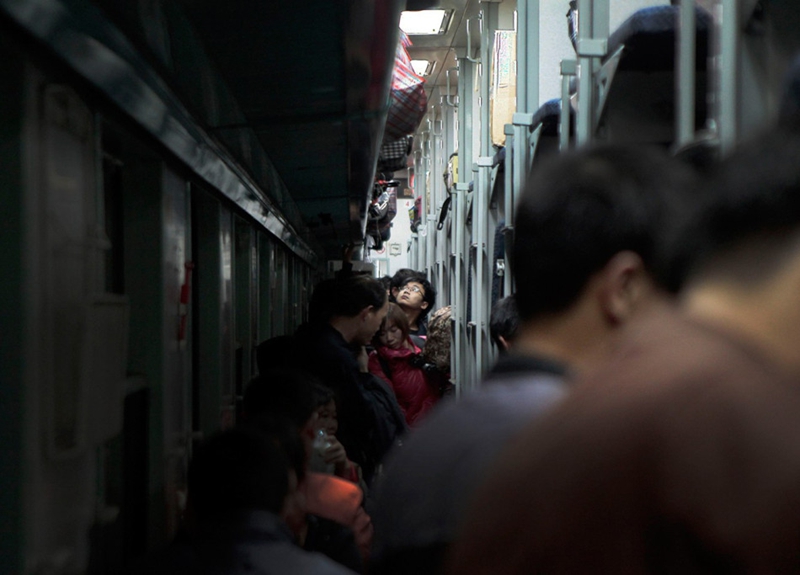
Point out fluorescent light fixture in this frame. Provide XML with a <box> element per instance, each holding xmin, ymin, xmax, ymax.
<box><xmin>400</xmin><ymin>10</ymin><xmax>449</xmax><ymax>35</ymax></box>
<box><xmin>410</xmin><ymin>59</ymin><xmax>432</xmax><ymax>76</ymax></box>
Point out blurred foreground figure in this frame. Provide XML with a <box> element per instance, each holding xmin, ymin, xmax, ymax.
<box><xmin>135</xmin><ymin>428</ymin><xmax>354</xmax><ymax>575</ymax></box>
<box><xmin>371</xmin><ymin>144</ymin><xmax>696</xmax><ymax>575</ymax></box>
<box><xmin>448</xmin><ymin>128</ymin><xmax>800</xmax><ymax>574</ymax></box>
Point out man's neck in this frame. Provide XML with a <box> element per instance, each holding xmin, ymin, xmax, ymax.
<box><xmin>513</xmin><ymin>304</ymin><xmax>615</xmax><ymax>378</ymax></box>
<box><xmin>328</xmin><ymin>316</ymin><xmax>356</xmax><ymax>345</ymax></box>
<box><xmin>682</xmin><ymin>278</ymin><xmax>800</xmax><ymax>375</ymax></box>
<box><xmin>398</xmin><ymin>304</ymin><xmax>421</xmax><ymax>329</ymax></box>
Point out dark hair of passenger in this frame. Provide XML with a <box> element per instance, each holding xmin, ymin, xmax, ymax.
<box><xmin>512</xmin><ymin>144</ymin><xmax>696</xmax><ymax>321</ymax></box>
<box><xmin>187</xmin><ymin>427</ymin><xmax>289</xmax><ymax>520</ymax></box>
<box><xmin>308</xmin><ymin>278</ymin><xmax>339</xmax><ymax>323</ymax></box>
<box><xmin>490</xmin><ymin>295</ymin><xmax>520</xmax><ymax>348</ymax></box>
<box><xmin>245</xmin><ymin>414</ymin><xmax>307</xmax><ymax>484</ymax></box>
<box><xmin>379</xmin><ymin>275</ymin><xmax>393</xmax><ymax>292</ymax></box>
<box><xmin>374</xmin><ymin>302</ymin><xmax>411</xmax><ymax>347</ymax></box>
<box><xmin>680</xmin><ymin>128</ymin><xmax>800</xmax><ymax>286</ymax></box>
<box><xmin>312</xmin><ymin>382</ymin><xmax>336</xmax><ymax>408</ymax></box>
<box><xmin>242</xmin><ymin>368</ymin><xmax>318</xmax><ymax>429</ymax></box>
<box><xmin>309</xmin><ymin>275</ymin><xmax>387</xmax><ymax>321</ymax></box>
<box><xmin>400</xmin><ymin>276</ymin><xmax>436</xmax><ymax>318</ymax></box>
<box><xmin>256</xmin><ymin>334</ymin><xmax>295</xmax><ymax>373</ymax></box>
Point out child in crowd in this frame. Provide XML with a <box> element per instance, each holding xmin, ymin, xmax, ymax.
<box><xmin>311</xmin><ymin>384</ymin><xmax>364</xmax><ymax>488</ymax></box>
<box><xmin>368</xmin><ymin>303</ymin><xmax>441</xmax><ymax>427</ymax></box>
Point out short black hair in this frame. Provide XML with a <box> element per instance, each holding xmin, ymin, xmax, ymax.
<box><xmin>390</xmin><ymin>269</ymin><xmax>424</xmax><ymax>295</ymax></box>
<box><xmin>242</xmin><ymin>369</ymin><xmax>318</xmax><ymax>428</ymax></box>
<box><xmin>681</xmin><ymin>128</ymin><xmax>800</xmax><ymax>286</ymax></box>
<box><xmin>309</xmin><ymin>275</ymin><xmax>387</xmax><ymax>321</ymax></box>
<box><xmin>256</xmin><ymin>335</ymin><xmax>296</xmax><ymax>373</ymax></box>
<box><xmin>188</xmin><ymin>428</ymin><xmax>289</xmax><ymax>520</ymax></box>
<box><xmin>512</xmin><ymin>144</ymin><xmax>696</xmax><ymax>321</ymax></box>
<box><xmin>246</xmin><ymin>415</ymin><xmax>307</xmax><ymax>484</ymax></box>
<box><xmin>490</xmin><ymin>295</ymin><xmax>520</xmax><ymax>348</ymax></box>
<box><xmin>400</xmin><ymin>276</ymin><xmax>436</xmax><ymax>318</ymax></box>
<box><xmin>312</xmin><ymin>382</ymin><xmax>336</xmax><ymax>408</ymax></box>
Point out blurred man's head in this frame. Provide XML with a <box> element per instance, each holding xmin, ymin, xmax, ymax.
<box><xmin>187</xmin><ymin>428</ymin><xmax>292</xmax><ymax>522</ymax></box>
<box><xmin>490</xmin><ymin>295</ymin><xmax>520</xmax><ymax>352</ymax></box>
<box><xmin>511</xmin><ymin>144</ymin><xmax>697</xmax><ymax>368</ymax></box>
<box><xmin>679</xmin><ymin>128</ymin><xmax>800</xmax><ymax>372</ymax></box>
<box><xmin>243</xmin><ymin>369</ymin><xmax>319</xmax><ymax>452</ymax></box>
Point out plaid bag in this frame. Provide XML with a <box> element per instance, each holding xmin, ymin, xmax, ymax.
<box><xmin>422</xmin><ymin>305</ymin><xmax>452</xmax><ymax>376</ymax></box>
<box><xmin>385</xmin><ymin>32</ymin><xmax>428</xmax><ymax>140</ymax></box>
<box><xmin>378</xmin><ymin>135</ymin><xmax>413</xmax><ymax>173</ymax></box>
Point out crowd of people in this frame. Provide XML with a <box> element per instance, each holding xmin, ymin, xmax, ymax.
<box><xmin>134</xmin><ymin>122</ymin><xmax>800</xmax><ymax>574</ymax></box>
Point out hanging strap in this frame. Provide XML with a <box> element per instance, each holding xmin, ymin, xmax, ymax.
<box><xmin>437</xmin><ymin>195</ymin><xmax>453</xmax><ymax>230</ymax></box>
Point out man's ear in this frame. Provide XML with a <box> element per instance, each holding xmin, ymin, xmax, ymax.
<box><xmin>597</xmin><ymin>251</ymin><xmax>649</xmax><ymax>325</ymax></box>
<box><xmin>420</xmin><ymin>300</ymin><xmax>429</xmax><ymax>310</ymax></box>
<box><xmin>359</xmin><ymin>305</ymin><xmax>374</xmax><ymax>322</ymax></box>
<box><xmin>498</xmin><ymin>335</ymin><xmax>511</xmax><ymax>351</ymax></box>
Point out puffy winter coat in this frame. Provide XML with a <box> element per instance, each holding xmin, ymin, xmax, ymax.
<box><xmin>368</xmin><ymin>340</ymin><xmax>440</xmax><ymax>426</ymax></box>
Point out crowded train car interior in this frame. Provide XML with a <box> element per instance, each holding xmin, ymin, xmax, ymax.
<box><xmin>3</xmin><ymin>0</ymin><xmax>800</xmax><ymax>572</ymax></box>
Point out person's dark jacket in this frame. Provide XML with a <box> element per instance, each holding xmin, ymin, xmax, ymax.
<box><xmin>131</xmin><ymin>510</ymin><xmax>355</xmax><ymax>575</ymax></box>
<box><xmin>370</xmin><ymin>353</ymin><xmax>568</xmax><ymax>575</ymax></box>
<box><xmin>293</xmin><ymin>322</ymin><xmax>406</xmax><ymax>483</ymax></box>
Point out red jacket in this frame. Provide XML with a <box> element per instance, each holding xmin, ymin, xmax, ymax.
<box><xmin>368</xmin><ymin>340</ymin><xmax>440</xmax><ymax>426</ymax></box>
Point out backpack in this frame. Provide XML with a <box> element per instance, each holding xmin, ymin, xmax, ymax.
<box><xmin>421</xmin><ymin>306</ymin><xmax>452</xmax><ymax>376</ymax></box>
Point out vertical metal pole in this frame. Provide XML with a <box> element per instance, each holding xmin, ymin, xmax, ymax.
<box><xmin>719</xmin><ymin>0</ymin><xmax>738</xmax><ymax>154</ymax></box>
<box><xmin>444</xmin><ymin>100</ymin><xmax>457</xmax><ymax>307</ymax></box>
<box><xmin>516</xmin><ymin>0</ymin><xmax>527</xmax><ymax>118</ymax></box>
<box><xmin>513</xmin><ymin>0</ymin><xmax>539</xmax><ymax>217</ymax></box>
<box><xmin>592</xmin><ymin>0</ymin><xmax>609</xmax><ymax>50</ymax></box>
<box><xmin>503</xmin><ymin>124</ymin><xmax>514</xmax><ymax>297</ymax></box>
<box><xmin>426</xmin><ymin>128</ymin><xmax>436</xmax><ymax>285</ymax></box>
<box><xmin>418</xmin><ymin>131</ymin><xmax>429</xmax><ymax>273</ymax></box>
<box><xmin>474</xmin><ymin>1</ymin><xmax>498</xmax><ymax>384</ymax></box>
<box><xmin>677</xmin><ymin>0</ymin><xmax>697</xmax><ymax>147</ymax></box>
<box><xmin>576</xmin><ymin>0</ymin><xmax>594</xmax><ymax>146</ymax></box>
<box><xmin>560</xmin><ymin>59</ymin><xmax>577</xmax><ymax>150</ymax></box>
<box><xmin>454</xmin><ymin>55</ymin><xmax>473</xmax><ymax>395</ymax></box>
<box><xmin>411</xmin><ymin>149</ymin><xmax>422</xmax><ymax>271</ymax></box>
<box><xmin>523</xmin><ymin>0</ymin><xmax>539</xmax><ymax>113</ymax></box>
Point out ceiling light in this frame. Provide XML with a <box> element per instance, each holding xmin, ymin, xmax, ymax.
<box><xmin>410</xmin><ymin>60</ymin><xmax>432</xmax><ymax>76</ymax></box>
<box><xmin>400</xmin><ymin>10</ymin><xmax>449</xmax><ymax>35</ymax></box>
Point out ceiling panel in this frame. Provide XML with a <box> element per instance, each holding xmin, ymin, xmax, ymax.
<box><xmin>177</xmin><ymin>0</ymin><xmax>403</xmax><ymax>260</ymax></box>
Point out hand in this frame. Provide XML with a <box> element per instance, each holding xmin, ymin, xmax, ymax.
<box><xmin>323</xmin><ymin>437</ymin><xmax>351</xmax><ymax>475</ymax></box>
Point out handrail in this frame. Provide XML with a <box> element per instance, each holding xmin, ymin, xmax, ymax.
<box><xmin>466</xmin><ymin>13</ymin><xmax>482</xmax><ymax>63</ymax></box>
<box><xmin>445</xmin><ymin>68</ymin><xmax>458</xmax><ymax>107</ymax></box>
<box><xmin>429</xmin><ymin>115</ymin><xmax>443</xmax><ymax>137</ymax></box>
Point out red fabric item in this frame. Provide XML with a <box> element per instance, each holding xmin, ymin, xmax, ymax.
<box><xmin>368</xmin><ymin>340</ymin><xmax>440</xmax><ymax>427</ymax></box>
<box><xmin>302</xmin><ymin>472</ymin><xmax>373</xmax><ymax>562</ymax></box>
<box><xmin>385</xmin><ymin>31</ymin><xmax>427</xmax><ymax>140</ymax></box>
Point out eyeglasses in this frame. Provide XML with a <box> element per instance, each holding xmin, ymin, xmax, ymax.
<box><xmin>401</xmin><ymin>284</ymin><xmax>423</xmax><ymax>295</ymax></box>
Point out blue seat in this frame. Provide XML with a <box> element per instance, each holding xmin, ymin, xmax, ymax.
<box><xmin>531</xmin><ymin>99</ymin><xmax>565</xmax><ymax>137</ymax></box>
<box><xmin>607</xmin><ymin>6</ymin><xmax>712</xmax><ymax>72</ymax></box>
